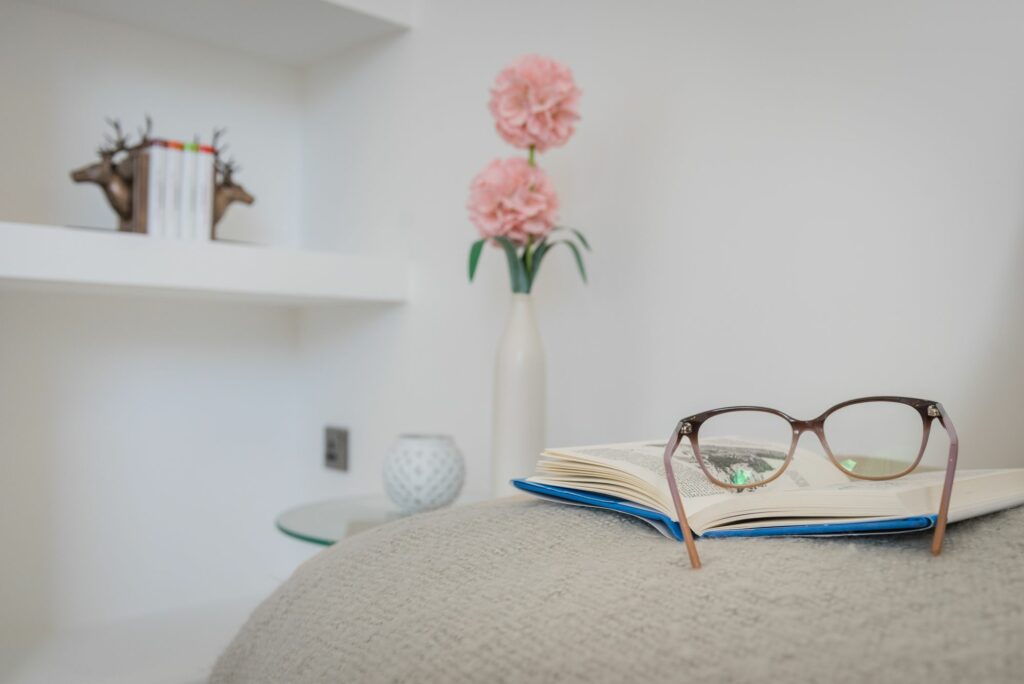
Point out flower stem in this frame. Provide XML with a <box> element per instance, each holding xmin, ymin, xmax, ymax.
<box><xmin>524</xmin><ymin>237</ymin><xmax>534</xmax><ymax>284</ymax></box>
<box><xmin>528</xmin><ymin>145</ymin><xmax>536</xmax><ymax>166</ymax></box>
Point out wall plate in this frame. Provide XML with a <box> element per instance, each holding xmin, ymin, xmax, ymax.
<box><xmin>325</xmin><ymin>427</ymin><xmax>348</xmax><ymax>471</ymax></box>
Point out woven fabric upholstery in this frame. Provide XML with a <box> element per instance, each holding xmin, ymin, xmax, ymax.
<box><xmin>212</xmin><ymin>497</ymin><xmax>1024</xmax><ymax>683</ymax></box>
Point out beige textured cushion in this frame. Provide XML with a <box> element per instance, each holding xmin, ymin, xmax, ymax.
<box><xmin>212</xmin><ymin>497</ymin><xmax>1024</xmax><ymax>683</ymax></box>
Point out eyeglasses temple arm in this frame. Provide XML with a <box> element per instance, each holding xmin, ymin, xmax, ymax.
<box><xmin>931</xmin><ymin>403</ymin><xmax>959</xmax><ymax>555</ymax></box>
<box><xmin>664</xmin><ymin>422</ymin><xmax>702</xmax><ymax>569</ymax></box>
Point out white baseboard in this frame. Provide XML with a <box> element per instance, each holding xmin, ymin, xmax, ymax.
<box><xmin>2</xmin><ymin>597</ymin><xmax>260</xmax><ymax>684</ymax></box>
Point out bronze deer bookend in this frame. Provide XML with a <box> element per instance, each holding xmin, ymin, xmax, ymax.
<box><xmin>211</xmin><ymin>128</ymin><xmax>255</xmax><ymax>231</ymax></box>
<box><xmin>70</xmin><ymin>118</ymin><xmax>145</xmax><ymax>231</ymax></box>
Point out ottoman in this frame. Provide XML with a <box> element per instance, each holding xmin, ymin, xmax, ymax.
<box><xmin>212</xmin><ymin>497</ymin><xmax>1024</xmax><ymax>683</ymax></box>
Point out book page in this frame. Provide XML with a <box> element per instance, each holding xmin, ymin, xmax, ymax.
<box><xmin>686</xmin><ymin>467</ymin><xmax>1024</xmax><ymax>533</ymax></box>
<box><xmin>532</xmin><ymin>438</ymin><xmax>850</xmax><ymax>519</ymax></box>
<box><xmin>529</xmin><ymin>440</ymin><xmax>1024</xmax><ymax>535</ymax></box>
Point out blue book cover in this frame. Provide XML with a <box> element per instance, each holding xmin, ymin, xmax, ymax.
<box><xmin>513</xmin><ymin>479</ymin><xmax>936</xmax><ymax>541</ymax></box>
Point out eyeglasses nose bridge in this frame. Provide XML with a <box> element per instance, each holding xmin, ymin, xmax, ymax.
<box><xmin>792</xmin><ymin>420</ymin><xmax>815</xmax><ymax>434</ymax></box>
<box><xmin>790</xmin><ymin>420</ymin><xmax>830</xmax><ymax>452</ymax></box>
<box><xmin>791</xmin><ymin>420</ymin><xmax>827</xmax><ymax>440</ymax></box>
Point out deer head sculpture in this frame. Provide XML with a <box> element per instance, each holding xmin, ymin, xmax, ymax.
<box><xmin>70</xmin><ymin>118</ymin><xmax>136</xmax><ymax>230</ymax></box>
<box><xmin>211</xmin><ymin>129</ymin><xmax>255</xmax><ymax>236</ymax></box>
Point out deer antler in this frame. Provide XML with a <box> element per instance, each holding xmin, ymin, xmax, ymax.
<box><xmin>137</xmin><ymin>115</ymin><xmax>153</xmax><ymax>146</ymax></box>
<box><xmin>218</xmin><ymin>157</ymin><xmax>241</xmax><ymax>185</ymax></box>
<box><xmin>100</xmin><ymin>118</ymin><xmax>130</xmax><ymax>157</ymax></box>
<box><xmin>212</xmin><ymin>128</ymin><xmax>242</xmax><ymax>184</ymax></box>
<box><xmin>211</xmin><ymin>128</ymin><xmax>229</xmax><ymax>160</ymax></box>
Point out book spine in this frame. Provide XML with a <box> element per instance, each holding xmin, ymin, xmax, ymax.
<box><xmin>196</xmin><ymin>145</ymin><xmax>215</xmax><ymax>241</ymax></box>
<box><xmin>164</xmin><ymin>141</ymin><xmax>184</xmax><ymax>239</ymax></box>
<box><xmin>146</xmin><ymin>141</ymin><xmax>167</xmax><ymax>238</ymax></box>
<box><xmin>181</xmin><ymin>142</ymin><xmax>198</xmax><ymax>240</ymax></box>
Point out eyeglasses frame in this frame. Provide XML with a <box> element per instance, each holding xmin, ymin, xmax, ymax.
<box><xmin>662</xmin><ymin>396</ymin><xmax>959</xmax><ymax>569</ymax></box>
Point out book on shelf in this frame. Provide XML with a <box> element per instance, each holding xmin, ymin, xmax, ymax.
<box><xmin>194</xmin><ymin>144</ymin><xmax>215</xmax><ymax>239</ymax></box>
<box><xmin>130</xmin><ymin>138</ymin><xmax>215</xmax><ymax>240</ymax></box>
<box><xmin>180</xmin><ymin>142</ymin><xmax>197</xmax><ymax>239</ymax></box>
<box><xmin>513</xmin><ymin>439</ymin><xmax>1024</xmax><ymax>540</ymax></box>
<box><xmin>164</xmin><ymin>141</ymin><xmax>183</xmax><ymax>238</ymax></box>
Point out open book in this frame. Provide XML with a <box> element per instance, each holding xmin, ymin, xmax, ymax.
<box><xmin>512</xmin><ymin>439</ymin><xmax>1024</xmax><ymax>540</ymax></box>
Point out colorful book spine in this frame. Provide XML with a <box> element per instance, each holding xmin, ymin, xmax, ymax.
<box><xmin>181</xmin><ymin>142</ymin><xmax>198</xmax><ymax>240</ymax></box>
<box><xmin>145</xmin><ymin>141</ymin><xmax>167</xmax><ymax>238</ymax></box>
<box><xmin>195</xmin><ymin>145</ymin><xmax>215</xmax><ymax>241</ymax></box>
<box><xmin>164</xmin><ymin>141</ymin><xmax>185</xmax><ymax>239</ymax></box>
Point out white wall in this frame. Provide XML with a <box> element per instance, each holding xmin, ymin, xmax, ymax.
<box><xmin>3</xmin><ymin>0</ymin><xmax>1024</xmax><ymax>677</ymax></box>
<box><xmin>0</xmin><ymin>2</ymin><xmax>339</xmax><ymax>677</ymax></box>
<box><xmin>0</xmin><ymin>294</ymin><xmax>299</xmax><ymax>630</ymax></box>
<box><xmin>301</xmin><ymin>0</ymin><xmax>1024</xmax><ymax>501</ymax></box>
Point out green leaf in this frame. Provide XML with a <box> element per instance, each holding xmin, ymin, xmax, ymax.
<box><xmin>493</xmin><ymin>236</ymin><xmax>529</xmax><ymax>293</ymax></box>
<box><xmin>528</xmin><ymin>239</ymin><xmax>587</xmax><ymax>288</ymax></box>
<box><xmin>528</xmin><ymin>240</ymin><xmax>550</xmax><ymax>290</ymax></box>
<box><xmin>562</xmin><ymin>240</ymin><xmax>588</xmax><ymax>283</ymax></box>
<box><xmin>468</xmin><ymin>239</ymin><xmax>485</xmax><ymax>282</ymax></box>
<box><xmin>554</xmin><ymin>226</ymin><xmax>592</xmax><ymax>251</ymax></box>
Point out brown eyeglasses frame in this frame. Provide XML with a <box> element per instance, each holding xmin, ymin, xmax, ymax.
<box><xmin>662</xmin><ymin>396</ymin><xmax>959</xmax><ymax>569</ymax></box>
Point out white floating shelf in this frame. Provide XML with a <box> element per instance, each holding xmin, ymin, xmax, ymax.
<box><xmin>26</xmin><ymin>0</ymin><xmax>415</xmax><ymax>66</ymax></box>
<box><xmin>0</xmin><ymin>222</ymin><xmax>409</xmax><ymax>305</ymax></box>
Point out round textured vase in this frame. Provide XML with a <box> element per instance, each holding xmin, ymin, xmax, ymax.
<box><xmin>383</xmin><ymin>435</ymin><xmax>465</xmax><ymax>514</ymax></box>
<box><xmin>491</xmin><ymin>293</ymin><xmax>546</xmax><ymax>496</ymax></box>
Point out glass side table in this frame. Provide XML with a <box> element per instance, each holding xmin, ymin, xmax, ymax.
<box><xmin>276</xmin><ymin>493</ymin><xmax>488</xmax><ymax>545</ymax></box>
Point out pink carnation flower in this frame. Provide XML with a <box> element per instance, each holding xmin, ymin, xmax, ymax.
<box><xmin>489</xmin><ymin>55</ymin><xmax>581</xmax><ymax>152</ymax></box>
<box><xmin>467</xmin><ymin>158</ymin><xmax>559</xmax><ymax>246</ymax></box>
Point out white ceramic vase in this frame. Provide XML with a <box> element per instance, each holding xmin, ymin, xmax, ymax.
<box><xmin>383</xmin><ymin>435</ymin><xmax>465</xmax><ymax>514</ymax></box>
<box><xmin>491</xmin><ymin>293</ymin><xmax>546</xmax><ymax>496</ymax></box>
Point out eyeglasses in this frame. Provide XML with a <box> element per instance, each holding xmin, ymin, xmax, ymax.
<box><xmin>662</xmin><ymin>396</ymin><xmax>959</xmax><ymax>569</ymax></box>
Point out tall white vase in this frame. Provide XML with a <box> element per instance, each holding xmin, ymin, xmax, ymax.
<box><xmin>491</xmin><ymin>293</ymin><xmax>546</xmax><ymax>496</ymax></box>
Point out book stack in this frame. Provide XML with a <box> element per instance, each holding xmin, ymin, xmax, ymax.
<box><xmin>132</xmin><ymin>140</ymin><xmax>216</xmax><ymax>239</ymax></box>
